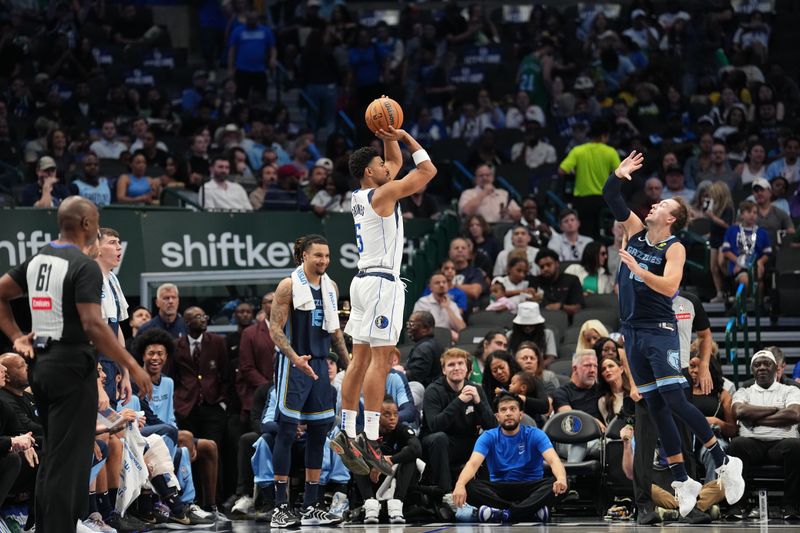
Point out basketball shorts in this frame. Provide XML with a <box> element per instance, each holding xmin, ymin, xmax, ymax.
<box><xmin>275</xmin><ymin>354</ymin><xmax>334</xmax><ymax>426</ymax></box>
<box><xmin>344</xmin><ymin>273</ymin><xmax>405</xmax><ymax>347</ymax></box>
<box><xmin>621</xmin><ymin>322</ymin><xmax>688</xmax><ymax>394</ymax></box>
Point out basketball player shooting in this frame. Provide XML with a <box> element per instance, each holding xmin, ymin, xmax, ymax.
<box><xmin>330</xmin><ymin>124</ymin><xmax>436</xmax><ymax>476</ymax></box>
<box><xmin>603</xmin><ymin>151</ymin><xmax>744</xmax><ymax>516</ymax></box>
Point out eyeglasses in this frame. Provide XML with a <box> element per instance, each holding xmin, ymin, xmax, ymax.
<box><xmin>189</xmin><ymin>314</ymin><xmax>209</xmax><ymax>321</ymax></box>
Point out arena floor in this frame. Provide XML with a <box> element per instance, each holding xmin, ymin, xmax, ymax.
<box><xmin>146</xmin><ymin>519</ymin><xmax>800</xmax><ymax>532</ymax></box>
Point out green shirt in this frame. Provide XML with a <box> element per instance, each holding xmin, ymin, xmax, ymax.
<box><xmin>469</xmin><ymin>355</ymin><xmax>483</xmax><ymax>384</ymax></box>
<box><xmin>517</xmin><ymin>54</ymin><xmax>548</xmax><ymax>109</ymax></box>
<box><xmin>559</xmin><ymin>142</ymin><xmax>621</xmax><ymax>197</ymax></box>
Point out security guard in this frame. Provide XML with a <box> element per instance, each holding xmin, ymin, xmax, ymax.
<box><xmin>0</xmin><ymin>197</ymin><xmax>151</xmax><ymax>533</ymax></box>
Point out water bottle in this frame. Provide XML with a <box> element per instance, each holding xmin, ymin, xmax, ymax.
<box><xmin>758</xmin><ymin>489</ymin><xmax>768</xmax><ymax>522</ymax></box>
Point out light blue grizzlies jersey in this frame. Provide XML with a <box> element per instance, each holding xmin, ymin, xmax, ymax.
<box><xmin>618</xmin><ymin>230</ymin><xmax>680</xmax><ymax>326</ymax></box>
<box><xmin>350</xmin><ymin>188</ymin><xmax>404</xmax><ymax>276</ymax></box>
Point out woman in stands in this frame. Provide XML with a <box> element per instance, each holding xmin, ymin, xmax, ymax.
<box><xmin>734</xmin><ymin>141</ymin><xmax>768</xmax><ymax>187</ymax></box>
<box><xmin>596</xmin><ymin>354</ymin><xmax>634</xmax><ymax>425</ymax></box>
<box><xmin>507</xmin><ymin>304</ymin><xmax>557</xmax><ymax>362</ymax></box>
<box><xmin>685</xmin><ymin>353</ymin><xmax>737</xmax><ymax>482</ymax></box>
<box><xmin>469</xmin><ymin>330</ymin><xmax>509</xmax><ymax>384</ymax></box>
<box><xmin>575</xmin><ymin>319</ymin><xmax>610</xmax><ymax>353</ymax></box>
<box><xmin>117</xmin><ymin>152</ymin><xmax>160</xmax><ymax>205</ymax></box>
<box><xmin>565</xmin><ymin>241</ymin><xmax>614</xmax><ymax>295</ymax></box>
<box><xmin>464</xmin><ymin>214</ymin><xmax>501</xmax><ymax>265</ymax></box>
<box><xmin>705</xmin><ymin>181</ymin><xmax>735</xmax><ymax>303</ymax></box>
<box><xmin>593</xmin><ymin>336</ymin><xmax>622</xmax><ymax>363</ymax></box>
<box><xmin>481</xmin><ymin>350</ymin><xmax>522</xmax><ymax>405</ymax></box>
<box><xmin>514</xmin><ymin>341</ymin><xmax>559</xmax><ymax>397</ymax></box>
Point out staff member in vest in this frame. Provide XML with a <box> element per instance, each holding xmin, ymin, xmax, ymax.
<box><xmin>267</xmin><ymin>234</ymin><xmax>349</xmax><ymax>528</ymax></box>
<box><xmin>0</xmin><ymin>196</ymin><xmax>152</xmax><ymax>533</ymax></box>
<box><xmin>95</xmin><ymin>227</ymin><xmax>132</xmax><ymax>405</ymax></box>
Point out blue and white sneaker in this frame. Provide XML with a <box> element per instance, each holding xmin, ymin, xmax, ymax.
<box><xmin>535</xmin><ymin>505</ymin><xmax>550</xmax><ymax>523</ymax></box>
<box><xmin>478</xmin><ymin>505</ymin><xmax>510</xmax><ymax>523</ymax></box>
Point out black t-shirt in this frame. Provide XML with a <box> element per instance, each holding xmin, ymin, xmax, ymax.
<box><xmin>399</xmin><ymin>194</ymin><xmax>439</xmax><ymax>220</ymax></box>
<box><xmin>454</xmin><ymin>264</ymin><xmax>488</xmax><ymax>297</ymax></box>
<box><xmin>553</xmin><ymin>382</ymin><xmax>602</xmax><ymax>420</ymax></box>
<box><xmin>8</xmin><ymin>243</ymin><xmax>102</xmax><ymax>343</ymax></box>
<box><xmin>532</xmin><ymin>272</ymin><xmax>585</xmax><ymax>307</ymax></box>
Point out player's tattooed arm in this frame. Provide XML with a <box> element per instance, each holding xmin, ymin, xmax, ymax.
<box><xmin>269</xmin><ymin>278</ymin><xmax>299</xmax><ymax>360</ymax></box>
<box><xmin>331</xmin><ymin>329</ymin><xmax>349</xmax><ymax>362</ymax></box>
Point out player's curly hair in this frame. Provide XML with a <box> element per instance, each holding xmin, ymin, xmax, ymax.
<box><xmin>133</xmin><ymin>327</ymin><xmax>176</xmax><ymax>362</ymax></box>
<box><xmin>348</xmin><ymin>146</ymin><xmax>379</xmax><ymax>180</ymax></box>
<box><xmin>293</xmin><ymin>234</ymin><xmax>329</xmax><ymax>265</ymax></box>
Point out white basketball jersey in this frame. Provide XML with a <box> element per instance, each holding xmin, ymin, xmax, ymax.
<box><xmin>350</xmin><ymin>188</ymin><xmax>404</xmax><ymax>276</ymax></box>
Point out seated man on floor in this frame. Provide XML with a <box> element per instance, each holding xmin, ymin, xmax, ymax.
<box><xmin>727</xmin><ymin>349</ymin><xmax>800</xmax><ymax>521</ymax></box>
<box><xmin>452</xmin><ymin>392</ymin><xmax>567</xmax><ymax>523</ymax></box>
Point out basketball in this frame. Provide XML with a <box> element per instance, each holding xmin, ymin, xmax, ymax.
<box><xmin>365</xmin><ymin>97</ymin><xmax>404</xmax><ymax>133</ymax></box>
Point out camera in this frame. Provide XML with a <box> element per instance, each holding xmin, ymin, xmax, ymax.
<box><xmin>702</xmin><ymin>198</ymin><xmax>714</xmax><ymax>212</ymax></box>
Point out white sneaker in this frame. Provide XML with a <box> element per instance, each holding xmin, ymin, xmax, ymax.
<box><xmin>81</xmin><ymin>513</ymin><xmax>117</xmax><ymax>533</ymax></box>
<box><xmin>231</xmin><ymin>495</ymin><xmax>254</xmax><ymax>515</ymax></box>
<box><xmin>187</xmin><ymin>504</ymin><xmax>214</xmax><ymax>519</ymax></box>
<box><xmin>76</xmin><ymin>520</ymin><xmax>94</xmax><ymax>533</ymax></box>
<box><xmin>363</xmin><ymin>498</ymin><xmax>380</xmax><ymax>524</ymax></box>
<box><xmin>716</xmin><ymin>456</ymin><xmax>745</xmax><ymax>505</ymax></box>
<box><xmin>671</xmin><ymin>477</ymin><xmax>702</xmax><ymax>517</ymax></box>
<box><xmin>329</xmin><ymin>491</ymin><xmax>349</xmax><ymax>518</ymax></box>
<box><xmin>387</xmin><ymin>499</ymin><xmax>404</xmax><ymax>524</ymax></box>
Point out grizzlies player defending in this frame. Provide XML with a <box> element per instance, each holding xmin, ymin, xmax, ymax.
<box><xmin>268</xmin><ymin>235</ymin><xmax>348</xmax><ymax>528</ymax></box>
<box><xmin>332</xmin><ymin>126</ymin><xmax>436</xmax><ymax>475</ymax></box>
<box><xmin>603</xmin><ymin>151</ymin><xmax>744</xmax><ymax>516</ymax></box>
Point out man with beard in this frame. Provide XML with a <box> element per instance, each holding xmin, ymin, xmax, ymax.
<box><xmin>451</xmin><ymin>392</ymin><xmax>567</xmax><ymax>523</ymax></box>
<box><xmin>267</xmin><ymin>234</ymin><xmax>348</xmax><ymax>528</ymax></box>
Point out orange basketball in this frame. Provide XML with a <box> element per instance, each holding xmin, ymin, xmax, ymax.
<box><xmin>365</xmin><ymin>97</ymin><xmax>404</xmax><ymax>133</ymax></box>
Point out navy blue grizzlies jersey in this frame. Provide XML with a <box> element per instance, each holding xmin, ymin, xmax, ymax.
<box><xmin>286</xmin><ymin>284</ymin><xmax>331</xmax><ymax>359</ymax></box>
<box><xmin>618</xmin><ymin>230</ymin><xmax>680</xmax><ymax>326</ymax></box>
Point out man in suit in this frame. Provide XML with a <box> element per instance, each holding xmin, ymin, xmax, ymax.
<box><xmin>174</xmin><ymin>306</ymin><xmax>229</xmax><ymax>466</ymax></box>
<box><xmin>236</xmin><ymin>292</ymin><xmax>275</xmax><ymax>421</ymax></box>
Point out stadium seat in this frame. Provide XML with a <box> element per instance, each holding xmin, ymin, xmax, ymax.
<box><xmin>433</xmin><ymin>327</ymin><xmax>452</xmax><ymax>348</ymax></box>
<box><xmin>549</xmin><ymin>358</ymin><xmax>573</xmax><ymax>377</ymax></box>
<box><xmin>584</xmin><ymin>293</ymin><xmax>618</xmax><ymax>309</ymax></box>
<box><xmin>458</xmin><ymin>326</ymin><xmax>495</xmax><ymax>345</ymax></box>
<box><xmin>454</xmin><ymin>343</ymin><xmax>478</xmax><ymax>356</ymax></box>
<box><xmin>603</xmin><ymin>417</ymin><xmax>633</xmax><ymax>498</ymax></box>
<box><xmin>495</xmin><ymin>163</ymin><xmax>533</xmax><ymax>196</ymax></box>
<box><xmin>468</xmin><ymin>310</ymin><xmax>514</xmax><ymax>328</ymax></box>
<box><xmin>558</xmin><ymin>342</ymin><xmax>578</xmax><ymax>361</ymax></box>
<box><xmin>541</xmin><ymin>309</ymin><xmax>568</xmax><ymax>342</ymax></box>
<box><xmin>543</xmin><ymin>410</ymin><xmax>607</xmax><ymax>513</ymax></box>
<box><xmin>573</xmin><ymin>308</ymin><xmax>619</xmax><ymax>332</ymax></box>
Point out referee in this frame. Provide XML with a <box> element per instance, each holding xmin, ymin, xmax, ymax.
<box><xmin>0</xmin><ymin>197</ymin><xmax>152</xmax><ymax>533</ymax></box>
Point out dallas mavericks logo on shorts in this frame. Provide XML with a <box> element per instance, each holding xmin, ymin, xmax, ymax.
<box><xmin>667</xmin><ymin>349</ymin><xmax>681</xmax><ymax>372</ymax></box>
<box><xmin>374</xmin><ymin>315</ymin><xmax>389</xmax><ymax>329</ymax></box>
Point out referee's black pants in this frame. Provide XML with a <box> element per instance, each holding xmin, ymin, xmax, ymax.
<box><xmin>31</xmin><ymin>347</ymin><xmax>98</xmax><ymax>533</ymax></box>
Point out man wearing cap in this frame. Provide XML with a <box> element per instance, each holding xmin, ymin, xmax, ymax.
<box><xmin>623</xmin><ymin>9</ymin><xmax>659</xmax><ymax>51</ymax></box>
<box><xmin>661</xmin><ymin>165</ymin><xmax>695</xmax><ymax>203</ymax></box>
<box><xmin>511</xmin><ymin>120</ymin><xmax>557</xmax><ymax>170</ymax></box>
<box><xmin>21</xmin><ymin>156</ymin><xmax>70</xmax><ymax>208</ymax></box>
<box><xmin>751</xmin><ymin>176</ymin><xmax>795</xmax><ymax>246</ymax></box>
<box><xmin>743</xmin><ymin>346</ymin><xmax>800</xmax><ymax>389</ymax></box>
<box><xmin>727</xmin><ymin>350</ymin><xmax>800</xmax><ymax>520</ymax></box>
<box><xmin>201</xmin><ymin>155</ymin><xmax>252</xmax><ymax>211</ymax></box>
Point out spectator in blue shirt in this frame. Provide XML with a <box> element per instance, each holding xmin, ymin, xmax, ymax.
<box><xmin>348</xmin><ymin>26</ymin><xmax>387</xmax><ymax>113</ymax></box>
<box><xmin>452</xmin><ymin>392</ymin><xmax>568</xmax><ymax>523</ymax></box>
<box><xmin>227</xmin><ymin>11</ymin><xmax>277</xmax><ymax>100</ymax></box>
<box><xmin>181</xmin><ymin>70</ymin><xmax>209</xmax><ymax>113</ymax></box>
<box><xmin>721</xmin><ymin>200</ymin><xmax>771</xmax><ymax>290</ymax></box>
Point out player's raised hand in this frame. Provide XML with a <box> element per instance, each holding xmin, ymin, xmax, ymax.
<box><xmin>292</xmin><ymin>354</ymin><xmax>318</xmax><ymax>380</ymax></box>
<box><xmin>375</xmin><ymin>126</ymin><xmax>406</xmax><ymax>142</ymax></box>
<box><xmin>614</xmin><ymin>150</ymin><xmax>644</xmax><ymax>181</ymax></box>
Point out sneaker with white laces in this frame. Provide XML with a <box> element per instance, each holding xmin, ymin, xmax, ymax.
<box><xmin>671</xmin><ymin>477</ymin><xmax>702</xmax><ymax>517</ymax></box>
<box><xmin>231</xmin><ymin>495</ymin><xmax>254</xmax><ymax>516</ymax></box>
<box><xmin>81</xmin><ymin>513</ymin><xmax>117</xmax><ymax>533</ymax></box>
<box><xmin>270</xmin><ymin>503</ymin><xmax>300</xmax><ymax>528</ymax></box>
<box><xmin>387</xmin><ymin>499</ymin><xmax>404</xmax><ymax>524</ymax></box>
<box><xmin>328</xmin><ymin>491</ymin><xmax>349</xmax><ymax>518</ymax></box>
<box><xmin>478</xmin><ymin>505</ymin><xmax>510</xmax><ymax>523</ymax></box>
<box><xmin>716</xmin><ymin>456</ymin><xmax>745</xmax><ymax>505</ymax></box>
<box><xmin>363</xmin><ymin>498</ymin><xmax>380</xmax><ymax>524</ymax></box>
<box><xmin>300</xmin><ymin>503</ymin><xmax>344</xmax><ymax>526</ymax></box>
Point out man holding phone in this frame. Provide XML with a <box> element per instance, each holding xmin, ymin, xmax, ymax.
<box><xmin>458</xmin><ymin>164</ymin><xmax>521</xmax><ymax>223</ymax></box>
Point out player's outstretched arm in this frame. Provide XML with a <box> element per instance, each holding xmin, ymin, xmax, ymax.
<box><xmin>372</xmin><ymin>127</ymin><xmax>437</xmax><ymax>216</ymax></box>
<box><xmin>603</xmin><ymin>150</ymin><xmax>645</xmax><ymax>238</ymax></box>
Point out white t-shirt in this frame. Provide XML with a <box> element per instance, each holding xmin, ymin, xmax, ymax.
<box><xmin>202</xmin><ymin>179</ymin><xmax>253</xmax><ymax>211</ymax></box>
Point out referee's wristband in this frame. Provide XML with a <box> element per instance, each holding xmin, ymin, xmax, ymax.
<box><xmin>412</xmin><ymin>149</ymin><xmax>431</xmax><ymax>166</ymax></box>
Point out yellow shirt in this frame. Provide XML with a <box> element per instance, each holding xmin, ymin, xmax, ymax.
<box><xmin>559</xmin><ymin>142</ymin><xmax>621</xmax><ymax>197</ymax></box>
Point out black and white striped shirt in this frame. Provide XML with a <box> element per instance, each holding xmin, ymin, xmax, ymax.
<box><xmin>9</xmin><ymin>243</ymin><xmax>102</xmax><ymax>343</ymax></box>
